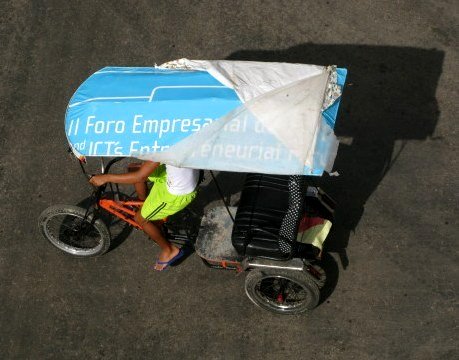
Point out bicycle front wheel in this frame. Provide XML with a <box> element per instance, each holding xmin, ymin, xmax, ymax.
<box><xmin>38</xmin><ymin>205</ymin><xmax>110</xmax><ymax>257</ymax></box>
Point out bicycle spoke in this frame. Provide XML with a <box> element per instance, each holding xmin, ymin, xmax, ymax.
<box><xmin>255</xmin><ymin>276</ymin><xmax>310</xmax><ymax>309</ymax></box>
<box><xmin>46</xmin><ymin>214</ymin><xmax>102</xmax><ymax>250</ymax></box>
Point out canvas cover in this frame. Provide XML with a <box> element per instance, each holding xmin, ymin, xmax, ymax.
<box><xmin>65</xmin><ymin>59</ymin><xmax>347</xmax><ymax>175</ymax></box>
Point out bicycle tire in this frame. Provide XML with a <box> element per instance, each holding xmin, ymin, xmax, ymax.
<box><xmin>38</xmin><ymin>205</ymin><xmax>110</xmax><ymax>257</ymax></box>
<box><xmin>245</xmin><ymin>268</ymin><xmax>320</xmax><ymax>314</ymax></box>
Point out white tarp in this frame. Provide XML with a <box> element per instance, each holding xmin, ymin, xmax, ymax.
<box><xmin>138</xmin><ymin>59</ymin><xmax>341</xmax><ymax>175</ymax></box>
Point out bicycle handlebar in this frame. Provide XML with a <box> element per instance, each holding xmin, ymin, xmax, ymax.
<box><xmin>68</xmin><ymin>149</ymin><xmax>126</xmax><ymax>202</ymax></box>
<box><xmin>103</xmin><ymin>157</ymin><xmax>125</xmax><ymax>175</ymax></box>
<box><xmin>90</xmin><ymin>157</ymin><xmax>125</xmax><ymax>201</ymax></box>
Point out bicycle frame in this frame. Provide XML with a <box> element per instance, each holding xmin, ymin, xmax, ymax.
<box><xmin>98</xmin><ymin>198</ymin><xmax>144</xmax><ymax>230</ymax></box>
<box><xmin>77</xmin><ymin>155</ymin><xmax>146</xmax><ymax>229</ymax></box>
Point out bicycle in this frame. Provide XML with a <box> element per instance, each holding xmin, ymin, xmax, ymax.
<box><xmin>39</xmin><ymin>156</ymin><xmax>337</xmax><ymax>314</ymax></box>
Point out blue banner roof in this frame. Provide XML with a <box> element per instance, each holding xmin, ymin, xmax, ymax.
<box><xmin>65</xmin><ymin>64</ymin><xmax>346</xmax><ymax>176</ymax></box>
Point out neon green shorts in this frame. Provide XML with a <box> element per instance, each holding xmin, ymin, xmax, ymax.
<box><xmin>140</xmin><ymin>165</ymin><xmax>197</xmax><ymax>221</ymax></box>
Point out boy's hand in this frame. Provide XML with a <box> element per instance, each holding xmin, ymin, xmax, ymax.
<box><xmin>89</xmin><ymin>174</ymin><xmax>107</xmax><ymax>187</ymax></box>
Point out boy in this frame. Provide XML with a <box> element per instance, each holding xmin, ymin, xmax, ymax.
<box><xmin>89</xmin><ymin>161</ymin><xmax>199</xmax><ymax>270</ymax></box>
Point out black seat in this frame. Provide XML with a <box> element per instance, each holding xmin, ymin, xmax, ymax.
<box><xmin>231</xmin><ymin>174</ymin><xmax>305</xmax><ymax>260</ymax></box>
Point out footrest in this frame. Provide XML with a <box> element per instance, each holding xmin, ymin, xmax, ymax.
<box><xmin>195</xmin><ymin>207</ymin><xmax>242</xmax><ymax>263</ymax></box>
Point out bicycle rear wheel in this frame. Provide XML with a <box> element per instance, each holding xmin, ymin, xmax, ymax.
<box><xmin>38</xmin><ymin>205</ymin><xmax>110</xmax><ymax>257</ymax></box>
<box><xmin>245</xmin><ymin>268</ymin><xmax>320</xmax><ymax>314</ymax></box>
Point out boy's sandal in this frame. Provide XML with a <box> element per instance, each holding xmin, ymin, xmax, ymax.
<box><xmin>154</xmin><ymin>248</ymin><xmax>185</xmax><ymax>271</ymax></box>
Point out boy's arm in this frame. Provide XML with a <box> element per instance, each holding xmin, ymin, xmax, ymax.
<box><xmin>89</xmin><ymin>161</ymin><xmax>159</xmax><ymax>186</ymax></box>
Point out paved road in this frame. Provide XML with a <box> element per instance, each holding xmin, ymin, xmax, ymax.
<box><xmin>1</xmin><ymin>1</ymin><xmax>457</xmax><ymax>359</ymax></box>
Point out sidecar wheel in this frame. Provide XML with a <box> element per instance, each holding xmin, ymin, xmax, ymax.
<box><xmin>245</xmin><ymin>268</ymin><xmax>320</xmax><ymax>314</ymax></box>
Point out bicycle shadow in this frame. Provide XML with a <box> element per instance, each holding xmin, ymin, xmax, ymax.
<box><xmin>224</xmin><ymin>44</ymin><xmax>444</xmax><ymax>269</ymax></box>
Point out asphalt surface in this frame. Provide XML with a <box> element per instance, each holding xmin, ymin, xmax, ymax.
<box><xmin>1</xmin><ymin>1</ymin><xmax>458</xmax><ymax>359</ymax></box>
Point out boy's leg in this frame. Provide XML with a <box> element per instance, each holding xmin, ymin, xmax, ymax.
<box><xmin>134</xmin><ymin>182</ymin><xmax>148</xmax><ymax>201</ymax></box>
<box><xmin>138</xmin><ymin>168</ymin><xmax>191</xmax><ymax>270</ymax></box>
<box><xmin>134</xmin><ymin>211</ymin><xmax>180</xmax><ymax>270</ymax></box>
<box><xmin>128</xmin><ymin>162</ymin><xmax>148</xmax><ymax>200</ymax></box>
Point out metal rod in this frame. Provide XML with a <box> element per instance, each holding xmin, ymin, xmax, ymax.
<box><xmin>210</xmin><ymin>170</ymin><xmax>235</xmax><ymax>223</ymax></box>
<box><xmin>100</xmin><ymin>157</ymin><xmax>105</xmax><ymax>174</ymax></box>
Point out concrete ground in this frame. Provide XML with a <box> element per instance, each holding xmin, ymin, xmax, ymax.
<box><xmin>1</xmin><ymin>1</ymin><xmax>457</xmax><ymax>359</ymax></box>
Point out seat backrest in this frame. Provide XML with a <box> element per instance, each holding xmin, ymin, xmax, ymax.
<box><xmin>278</xmin><ymin>175</ymin><xmax>305</xmax><ymax>255</ymax></box>
<box><xmin>231</xmin><ymin>174</ymin><xmax>305</xmax><ymax>259</ymax></box>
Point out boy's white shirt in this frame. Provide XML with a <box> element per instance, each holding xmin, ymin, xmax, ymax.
<box><xmin>165</xmin><ymin>165</ymin><xmax>199</xmax><ymax>195</ymax></box>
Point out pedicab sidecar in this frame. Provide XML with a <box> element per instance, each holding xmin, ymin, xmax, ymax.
<box><xmin>40</xmin><ymin>59</ymin><xmax>347</xmax><ymax>314</ymax></box>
